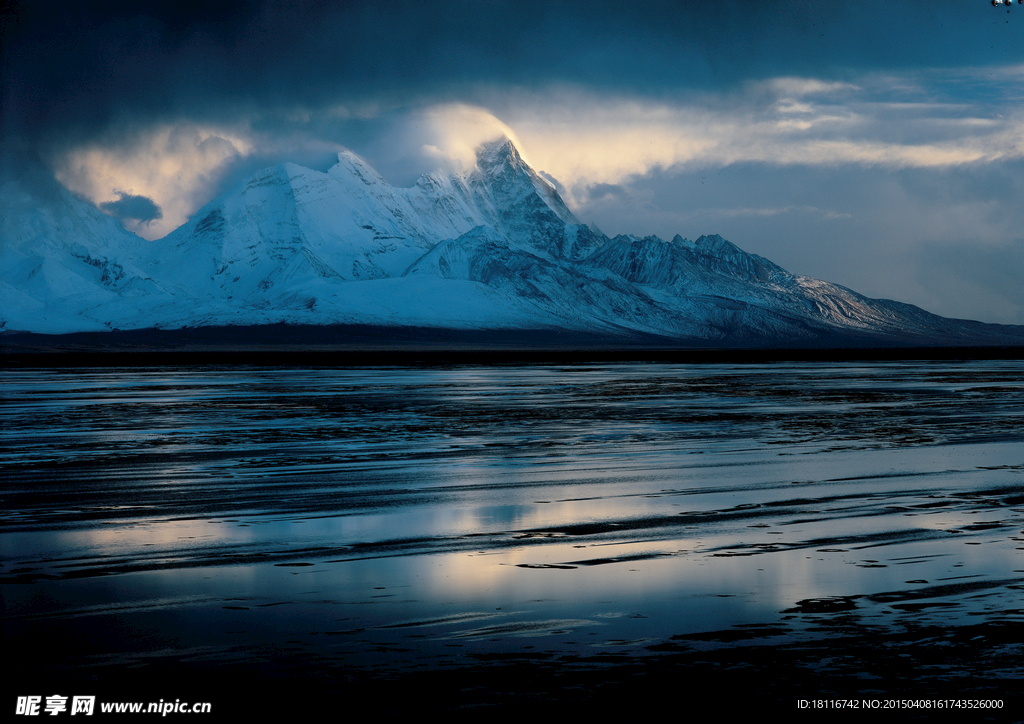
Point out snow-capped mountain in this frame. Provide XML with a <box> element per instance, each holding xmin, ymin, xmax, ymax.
<box><xmin>0</xmin><ymin>175</ymin><xmax>173</xmax><ymax>334</ymax></box>
<box><xmin>3</xmin><ymin>137</ymin><xmax>1023</xmax><ymax>347</ymax></box>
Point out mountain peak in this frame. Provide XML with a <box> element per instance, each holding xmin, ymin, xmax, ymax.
<box><xmin>474</xmin><ymin>136</ymin><xmax>525</xmax><ymax>173</ymax></box>
<box><xmin>328</xmin><ymin>149</ymin><xmax>388</xmax><ymax>187</ymax></box>
<box><xmin>468</xmin><ymin>136</ymin><xmax>579</xmax><ymax>234</ymax></box>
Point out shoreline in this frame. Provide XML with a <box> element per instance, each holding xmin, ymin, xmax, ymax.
<box><xmin>3</xmin><ymin>324</ymin><xmax>1024</xmax><ymax>366</ymax></box>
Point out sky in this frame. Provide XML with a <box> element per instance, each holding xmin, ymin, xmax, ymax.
<box><xmin>2</xmin><ymin>0</ymin><xmax>1023</xmax><ymax>324</ymax></box>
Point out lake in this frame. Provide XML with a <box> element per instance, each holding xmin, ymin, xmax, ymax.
<box><xmin>2</xmin><ymin>361</ymin><xmax>1022</xmax><ymax>717</ymax></box>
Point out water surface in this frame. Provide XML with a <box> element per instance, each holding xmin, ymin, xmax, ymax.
<box><xmin>3</xmin><ymin>362</ymin><xmax>1023</xmax><ymax>713</ymax></box>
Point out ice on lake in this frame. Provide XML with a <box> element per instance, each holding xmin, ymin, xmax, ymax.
<box><xmin>3</xmin><ymin>361</ymin><xmax>1022</xmax><ymax>713</ymax></box>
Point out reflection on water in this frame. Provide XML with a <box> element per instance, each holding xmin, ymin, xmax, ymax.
<box><xmin>2</xmin><ymin>362</ymin><xmax>1023</xmax><ymax>708</ymax></box>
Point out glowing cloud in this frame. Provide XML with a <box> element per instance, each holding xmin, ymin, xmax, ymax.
<box><xmin>353</xmin><ymin>104</ymin><xmax>527</xmax><ymax>185</ymax></box>
<box><xmin>48</xmin><ymin>67</ymin><xmax>1024</xmax><ymax>248</ymax></box>
<box><xmin>54</xmin><ymin>124</ymin><xmax>255</xmax><ymax>239</ymax></box>
<box><xmin>493</xmin><ymin>80</ymin><xmax>1024</xmax><ymax>209</ymax></box>
<box><xmin>415</xmin><ymin>104</ymin><xmax>527</xmax><ymax>173</ymax></box>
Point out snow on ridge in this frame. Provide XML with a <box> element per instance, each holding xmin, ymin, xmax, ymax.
<box><xmin>3</xmin><ymin>139</ymin><xmax>1023</xmax><ymax>345</ymax></box>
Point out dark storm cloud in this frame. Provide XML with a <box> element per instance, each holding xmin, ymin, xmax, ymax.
<box><xmin>99</xmin><ymin>191</ymin><xmax>162</xmax><ymax>225</ymax></box>
<box><xmin>4</xmin><ymin>0</ymin><xmax>1021</xmax><ymax>156</ymax></box>
<box><xmin>587</xmin><ymin>182</ymin><xmax>629</xmax><ymax>201</ymax></box>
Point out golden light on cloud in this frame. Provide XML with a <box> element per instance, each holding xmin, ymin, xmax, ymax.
<box><xmin>55</xmin><ymin>124</ymin><xmax>255</xmax><ymax>240</ymax></box>
<box><xmin>50</xmin><ymin>71</ymin><xmax>1024</xmax><ymax>242</ymax></box>
<box><xmin>409</xmin><ymin>103</ymin><xmax>528</xmax><ymax>174</ymax></box>
<box><xmin>491</xmin><ymin>83</ymin><xmax>1024</xmax><ymax>209</ymax></box>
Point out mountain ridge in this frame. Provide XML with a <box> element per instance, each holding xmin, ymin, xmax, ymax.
<box><xmin>3</xmin><ymin>136</ymin><xmax>1024</xmax><ymax>348</ymax></box>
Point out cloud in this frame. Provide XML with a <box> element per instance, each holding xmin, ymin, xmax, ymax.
<box><xmin>707</xmin><ymin>205</ymin><xmax>851</xmax><ymax>220</ymax></box>
<box><xmin>99</xmin><ymin>190</ymin><xmax>162</xmax><ymax>226</ymax></box>
<box><xmin>53</xmin><ymin>123</ymin><xmax>254</xmax><ymax>239</ymax></box>
<box><xmin>417</xmin><ymin>105</ymin><xmax>525</xmax><ymax>172</ymax></box>
<box><xmin>46</xmin><ymin>104</ymin><xmax>528</xmax><ymax>240</ymax></box>
<box><xmin>8</xmin><ymin>1</ymin><xmax>1022</xmax><ymax>173</ymax></box>
<box><xmin>43</xmin><ymin>63</ymin><xmax>1024</xmax><ymax>250</ymax></box>
<box><xmin>762</xmin><ymin>78</ymin><xmax>862</xmax><ymax>97</ymax></box>
<box><xmin>346</xmin><ymin>104</ymin><xmax>525</xmax><ymax>186</ymax></box>
<box><xmin>586</xmin><ymin>183</ymin><xmax>630</xmax><ymax>201</ymax></box>
<box><xmin>489</xmin><ymin>72</ymin><xmax>1024</xmax><ymax>209</ymax></box>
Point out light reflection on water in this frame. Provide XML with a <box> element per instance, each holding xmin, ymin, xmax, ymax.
<box><xmin>2</xmin><ymin>361</ymin><xmax>1023</xmax><ymax>695</ymax></box>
